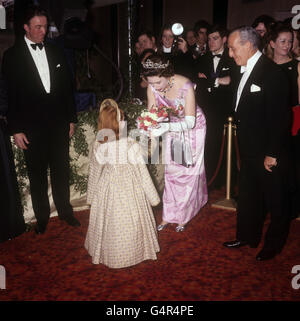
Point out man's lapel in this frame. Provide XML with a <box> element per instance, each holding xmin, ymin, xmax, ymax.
<box><xmin>45</xmin><ymin>42</ymin><xmax>58</xmax><ymax>90</ymax></box>
<box><xmin>232</xmin><ymin>69</ymin><xmax>241</xmax><ymax>109</ymax></box>
<box><xmin>215</xmin><ymin>52</ymin><xmax>225</xmax><ymax>74</ymax></box>
<box><xmin>44</xmin><ymin>43</ymin><xmax>56</xmax><ymax>91</ymax></box>
<box><xmin>20</xmin><ymin>39</ymin><xmax>48</xmax><ymax>93</ymax></box>
<box><xmin>206</xmin><ymin>52</ymin><xmax>214</xmax><ymax>76</ymax></box>
<box><xmin>216</xmin><ymin>49</ymin><xmax>231</xmax><ymax>75</ymax></box>
<box><xmin>236</xmin><ymin>55</ymin><xmax>264</xmax><ymax>111</ymax></box>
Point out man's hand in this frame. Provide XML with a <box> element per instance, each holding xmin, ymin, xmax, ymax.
<box><xmin>218</xmin><ymin>76</ymin><xmax>231</xmax><ymax>85</ymax></box>
<box><xmin>13</xmin><ymin>133</ymin><xmax>29</xmax><ymax>150</ymax></box>
<box><xmin>198</xmin><ymin>73</ymin><xmax>207</xmax><ymax>79</ymax></box>
<box><xmin>69</xmin><ymin>123</ymin><xmax>75</xmax><ymax>138</ymax></box>
<box><xmin>264</xmin><ymin>156</ymin><xmax>277</xmax><ymax>172</ymax></box>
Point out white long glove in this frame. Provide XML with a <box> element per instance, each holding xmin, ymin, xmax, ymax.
<box><xmin>169</xmin><ymin>115</ymin><xmax>195</xmax><ymax>132</ymax></box>
<box><xmin>150</xmin><ymin>123</ymin><xmax>169</xmax><ymax>137</ymax></box>
<box><xmin>150</xmin><ymin>116</ymin><xmax>195</xmax><ymax>137</ymax></box>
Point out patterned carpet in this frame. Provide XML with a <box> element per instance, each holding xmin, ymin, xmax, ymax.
<box><xmin>0</xmin><ymin>189</ymin><xmax>300</xmax><ymax>301</ymax></box>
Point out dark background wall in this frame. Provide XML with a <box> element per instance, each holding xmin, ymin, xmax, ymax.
<box><xmin>1</xmin><ymin>0</ymin><xmax>299</xmax><ymax>98</ymax></box>
<box><xmin>227</xmin><ymin>0</ymin><xmax>299</xmax><ymax>29</ymax></box>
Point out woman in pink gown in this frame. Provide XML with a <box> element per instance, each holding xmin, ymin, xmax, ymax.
<box><xmin>141</xmin><ymin>54</ymin><xmax>208</xmax><ymax>232</ymax></box>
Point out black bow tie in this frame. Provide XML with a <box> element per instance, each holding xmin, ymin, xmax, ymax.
<box><xmin>31</xmin><ymin>43</ymin><xmax>44</xmax><ymax>50</ymax></box>
<box><xmin>213</xmin><ymin>53</ymin><xmax>222</xmax><ymax>58</ymax></box>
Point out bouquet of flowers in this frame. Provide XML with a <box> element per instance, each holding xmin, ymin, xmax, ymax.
<box><xmin>137</xmin><ymin>104</ymin><xmax>184</xmax><ymax>132</ymax></box>
<box><xmin>137</xmin><ymin>105</ymin><xmax>167</xmax><ymax>132</ymax></box>
<box><xmin>167</xmin><ymin>103</ymin><xmax>184</xmax><ymax>117</ymax></box>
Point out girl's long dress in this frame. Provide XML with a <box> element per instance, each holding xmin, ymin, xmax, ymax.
<box><xmin>151</xmin><ymin>80</ymin><xmax>208</xmax><ymax>225</ymax></box>
<box><xmin>85</xmin><ymin>137</ymin><xmax>160</xmax><ymax>268</ymax></box>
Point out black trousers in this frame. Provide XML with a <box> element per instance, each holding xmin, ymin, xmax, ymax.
<box><xmin>23</xmin><ymin>124</ymin><xmax>73</xmax><ymax>228</ymax></box>
<box><xmin>236</xmin><ymin>155</ymin><xmax>291</xmax><ymax>251</ymax></box>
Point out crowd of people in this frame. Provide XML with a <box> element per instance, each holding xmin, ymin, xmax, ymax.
<box><xmin>1</xmin><ymin>5</ymin><xmax>300</xmax><ymax>268</ymax></box>
<box><xmin>134</xmin><ymin>15</ymin><xmax>300</xmax><ymax>215</ymax></box>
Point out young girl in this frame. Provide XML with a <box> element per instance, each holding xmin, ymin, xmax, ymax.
<box><xmin>85</xmin><ymin>99</ymin><xmax>160</xmax><ymax>268</ymax></box>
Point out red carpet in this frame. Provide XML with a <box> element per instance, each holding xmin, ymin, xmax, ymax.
<box><xmin>0</xmin><ymin>189</ymin><xmax>300</xmax><ymax>301</ymax></box>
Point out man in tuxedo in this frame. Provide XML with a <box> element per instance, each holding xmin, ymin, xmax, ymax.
<box><xmin>191</xmin><ymin>20</ymin><xmax>211</xmax><ymax>59</ymax></box>
<box><xmin>223</xmin><ymin>26</ymin><xmax>292</xmax><ymax>261</ymax></box>
<box><xmin>195</xmin><ymin>25</ymin><xmax>237</xmax><ymax>189</ymax></box>
<box><xmin>2</xmin><ymin>5</ymin><xmax>80</xmax><ymax>234</ymax></box>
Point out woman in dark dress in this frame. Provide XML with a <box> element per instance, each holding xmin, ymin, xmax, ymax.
<box><xmin>268</xmin><ymin>23</ymin><xmax>300</xmax><ymax>217</ymax></box>
<box><xmin>0</xmin><ymin>74</ymin><xmax>26</xmax><ymax>242</ymax></box>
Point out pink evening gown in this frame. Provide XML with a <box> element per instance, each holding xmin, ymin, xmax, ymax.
<box><xmin>151</xmin><ymin>80</ymin><xmax>208</xmax><ymax>225</ymax></box>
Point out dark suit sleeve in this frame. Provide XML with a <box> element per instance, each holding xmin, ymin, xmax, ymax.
<box><xmin>194</xmin><ymin>54</ymin><xmax>210</xmax><ymax>102</ymax></box>
<box><xmin>55</xmin><ymin>47</ymin><xmax>78</xmax><ymax>124</ymax></box>
<box><xmin>264</xmin><ymin>67</ymin><xmax>290</xmax><ymax>158</ymax></box>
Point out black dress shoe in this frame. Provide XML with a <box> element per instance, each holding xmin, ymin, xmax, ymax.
<box><xmin>223</xmin><ymin>239</ymin><xmax>259</xmax><ymax>248</ymax></box>
<box><xmin>62</xmin><ymin>216</ymin><xmax>81</xmax><ymax>227</ymax></box>
<box><xmin>256</xmin><ymin>248</ymin><xmax>279</xmax><ymax>261</ymax></box>
<box><xmin>223</xmin><ymin>240</ymin><xmax>248</xmax><ymax>248</ymax></box>
<box><xmin>34</xmin><ymin>224</ymin><xmax>47</xmax><ymax>235</ymax></box>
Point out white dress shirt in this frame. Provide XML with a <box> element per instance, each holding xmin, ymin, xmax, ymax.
<box><xmin>24</xmin><ymin>35</ymin><xmax>51</xmax><ymax>93</ymax></box>
<box><xmin>235</xmin><ymin>50</ymin><xmax>262</xmax><ymax>111</ymax></box>
<box><xmin>212</xmin><ymin>49</ymin><xmax>224</xmax><ymax>72</ymax></box>
<box><xmin>212</xmin><ymin>49</ymin><xmax>224</xmax><ymax>88</ymax></box>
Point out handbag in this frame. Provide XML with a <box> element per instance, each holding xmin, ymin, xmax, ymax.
<box><xmin>170</xmin><ymin>123</ymin><xmax>193</xmax><ymax>167</ymax></box>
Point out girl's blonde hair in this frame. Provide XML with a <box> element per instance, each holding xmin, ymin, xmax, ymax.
<box><xmin>97</xmin><ymin>99</ymin><xmax>124</xmax><ymax>143</ymax></box>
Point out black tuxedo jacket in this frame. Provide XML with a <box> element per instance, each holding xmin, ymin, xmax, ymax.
<box><xmin>195</xmin><ymin>48</ymin><xmax>238</xmax><ymax>119</ymax></box>
<box><xmin>195</xmin><ymin>47</ymin><xmax>236</xmax><ymax>87</ymax></box>
<box><xmin>233</xmin><ymin>54</ymin><xmax>290</xmax><ymax>159</ymax></box>
<box><xmin>2</xmin><ymin>38</ymin><xmax>77</xmax><ymax>134</ymax></box>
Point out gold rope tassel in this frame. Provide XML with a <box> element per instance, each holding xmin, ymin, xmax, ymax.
<box><xmin>211</xmin><ymin>117</ymin><xmax>237</xmax><ymax>211</ymax></box>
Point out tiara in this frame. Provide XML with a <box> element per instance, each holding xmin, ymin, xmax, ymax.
<box><xmin>142</xmin><ymin>59</ymin><xmax>169</xmax><ymax>69</ymax></box>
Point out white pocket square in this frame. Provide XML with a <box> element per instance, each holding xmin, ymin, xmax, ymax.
<box><xmin>250</xmin><ymin>84</ymin><xmax>261</xmax><ymax>92</ymax></box>
<box><xmin>56</xmin><ymin>64</ymin><xmax>61</xmax><ymax>68</ymax></box>
<box><xmin>222</xmin><ymin>67</ymin><xmax>229</xmax><ymax>71</ymax></box>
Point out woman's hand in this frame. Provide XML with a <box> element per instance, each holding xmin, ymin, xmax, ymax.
<box><xmin>150</xmin><ymin>123</ymin><xmax>170</xmax><ymax>137</ymax></box>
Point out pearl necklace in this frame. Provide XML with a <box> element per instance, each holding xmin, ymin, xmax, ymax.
<box><xmin>162</xmin><ymin>77</ymin><xmax>174</xmax><ymax>98</ymax></box>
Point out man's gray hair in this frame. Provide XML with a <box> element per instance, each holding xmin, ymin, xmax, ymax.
<box><xmin>230</xmin><ymin>26</ymin><xmax>260</xmax><ymax>49</ymax></box>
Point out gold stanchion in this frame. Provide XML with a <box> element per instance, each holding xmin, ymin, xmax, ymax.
<box><xmin>211</xmin><ymin>117</ymin><xmax>237</xmax><ymax>211</ymax></box>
